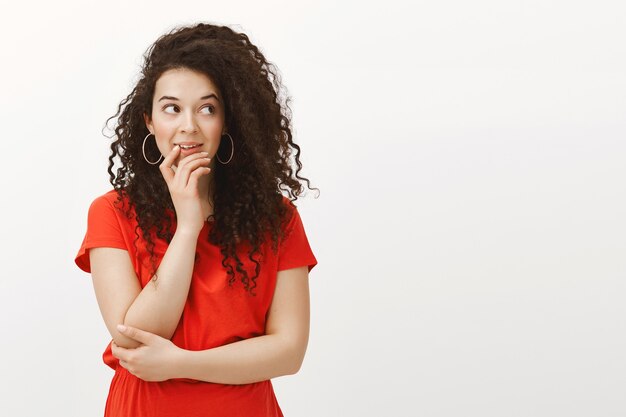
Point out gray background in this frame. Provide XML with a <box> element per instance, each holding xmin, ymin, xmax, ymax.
<box><xmin>0</xmin><ymin>0</ymin><xmax>624</xmax><ymax>416</ymax></box>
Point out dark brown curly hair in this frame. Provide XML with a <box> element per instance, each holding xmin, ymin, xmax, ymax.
<box><xmin>103</xmin><ymin>22</ymin><xmax>317</xmax><ymax>296</ymax></box>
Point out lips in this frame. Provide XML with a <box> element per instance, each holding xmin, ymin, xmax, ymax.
<box><xmin>176</xmin><ymin>143</ymin><xmax>202</xmax><ymax>150</ymax></box>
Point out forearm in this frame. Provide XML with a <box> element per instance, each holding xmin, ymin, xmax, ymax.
<box><xmin>124</xmin><ymin>228</ymin><xmax>200</xmax><ymax>341</ymax></box>
<box><xmin>176</xmin><ymin>334</ymin><xmax>301</xmax><ymax>385</ymax></box>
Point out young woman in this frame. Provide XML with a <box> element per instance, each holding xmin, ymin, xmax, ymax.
<box><xmin>74</xmin><ymin>22</ymin><xmax>318</xmax><ymax>417</ymax></box>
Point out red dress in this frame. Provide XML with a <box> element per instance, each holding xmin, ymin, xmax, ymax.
<box><xmin>74</xmin><ymin>189</ymin><xmax>317</xmax><ymax>417</ymax></box>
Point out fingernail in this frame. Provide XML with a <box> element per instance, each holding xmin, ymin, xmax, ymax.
<box><xmin>117</xmin><ymin>324</ymin><xmax>127</xmax><ymax>332</ymax></box>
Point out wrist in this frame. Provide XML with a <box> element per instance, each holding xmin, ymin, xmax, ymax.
<box><xmin>174</xmin><ymin>225</ymin><xmax>202</xmax><ymax>238</ymax></box>
<box><xmin>170</xmin><ymin>347</ymin><xmax>190</xmax><ymax>380</ymax></box>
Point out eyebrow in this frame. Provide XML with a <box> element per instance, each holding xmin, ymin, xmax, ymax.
<box><xmin>158</xmin><ymin>94</ymin><xmax>220</xmax><ymax>102</ymax></box>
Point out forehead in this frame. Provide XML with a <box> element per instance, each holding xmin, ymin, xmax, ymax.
<box><xmin>154</xmin><ymin>68</ymin><xmax>220</xmax><ymax>97</ymax></box>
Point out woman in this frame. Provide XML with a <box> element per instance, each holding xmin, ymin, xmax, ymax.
<box><xmin>74</xmin><ymin>22</ymin><xmax>318</xmax><ymax>417</ymax></box>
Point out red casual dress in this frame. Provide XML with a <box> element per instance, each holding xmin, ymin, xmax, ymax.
<box><xmin>74</xmin><ymin>189</ymin><xmax>317</xmax><ymax>417</ymax></box>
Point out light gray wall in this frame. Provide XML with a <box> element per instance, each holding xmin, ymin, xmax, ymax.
<box><xmin>0</xmin><ymin>1</ymin><xmax>624</xmax><ymax>416</ymax></box>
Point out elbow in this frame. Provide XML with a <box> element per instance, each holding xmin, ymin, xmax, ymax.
<box><xmin>286</xmin><ymin>343</ymin><xmax>308</xmax><ymax>375</ymax></box>
<box><xmin>112</xmin><ymin>323</ymin><xmax>142</xmax><ymax>349</ymax></box>
<box><xmin>289</xmin><ymin>361</ymin><xmax>303</xmax><ymax>375</ymax></box>
<box><xmin>108</xmin><ymin>318</ymin><xmax>141</xmax><ymax>348</ymax></box>
<box><xmin>122</xmin><ymin>316</ymin><xmax>176</xmax><ymax>342</ymax></box>
<box><xmin>111</xmin><ymin>318</ymin><xmax>171</xmax><ymax>349</ymax></box>
<box><xmin>112</xmin><ymin>332</ymin><xmax>142</xmax><ymax>349</ymax></box>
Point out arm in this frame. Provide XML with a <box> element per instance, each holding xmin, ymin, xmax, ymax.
<box><xmin>88</xmin><ymin>146</ymin><xmax>212</xmax><ymax>349</ymax></box>
<box><xmin>175</xmin><ymin>265</ymin><xmax>311</xmax><ymax>384</ymax></box>
<box><xmin>89</xmin><ymin>227</ymin><xmax>201</xmax><ymax>349</ymax></box>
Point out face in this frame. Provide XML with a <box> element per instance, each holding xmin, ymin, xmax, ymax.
<box><xmin>143</xmin><ymin>67</ymin><xmax>226</xmax><ymax>168</ymax></box>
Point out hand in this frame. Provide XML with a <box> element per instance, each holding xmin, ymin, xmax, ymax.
<box><xmin>111</xmin><ymin>324</ymin><xmax>184</xmax><ymax>382</ymax></box>
<box><xmin>159</xmin><ymin>145</ymin><xmax>212</xmax><ymax>233</ymax></box>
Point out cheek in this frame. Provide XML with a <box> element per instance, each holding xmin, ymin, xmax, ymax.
<box><xmin>153</xmin><ymin>139</ymin><xmax>170</xmax><ymax>155</ymax></box>
<box><xmin>153</xmin><ymin>121</ymin><xmax>177</xmax><ymax>136</ymax></box>
<box><xmin>152</xmin><ymin>135</ymin><xmax>169</xmax><ymax>153</ymax></box>
<box><xmin>202</xmin><ymin>123</ymin><xmax>224</xmax><ymax>146</ymax></box>
<box><xmin>151</xmin><ymin>123</ymin><xmax>176</xmax><ymax>153</ymax></box>
<box><xmin>203</xmin><ymin>121</ymin><xmax>223</xmax><ymax>137</ymax></box>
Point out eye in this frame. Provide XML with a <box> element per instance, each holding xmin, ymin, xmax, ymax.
<box><xmin>162</xmin><ymin>104</ymin><xmax>179</xmax><ymax>114</ymax></box>
<box><xmin>200</xmin><ymin>105</ymin><xmax>216</xmax><ymax>115</ymax></box>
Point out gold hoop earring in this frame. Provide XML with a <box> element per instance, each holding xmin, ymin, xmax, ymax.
<box><xmin>217</xmin><ymin>132</ymin><xmax>234</xmax><ymax>165</ymax></box>
<box><xmin>142</xmin><ymin>133</ymin><xmax>163</xmax><ymax>165</ymax></box>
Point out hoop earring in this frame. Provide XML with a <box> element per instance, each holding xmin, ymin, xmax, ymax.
<box><xmin>142</xmin><ymin>132</ymin><xmax>163</xmax><ymax>165</ymax></box>
<box><xmin>217</xmin><ymin>132</ymin><xmax>234</xmax><ymax>165</ymax></box>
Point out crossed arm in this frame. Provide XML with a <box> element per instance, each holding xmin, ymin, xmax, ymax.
<box><xmin>90</xmin><ymin>244</ymin><xmax>310</xmax><ymax>384</ymax></box>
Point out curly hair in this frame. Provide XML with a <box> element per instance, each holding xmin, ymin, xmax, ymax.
<box><xmin>103</xmin><ymin>22</ymin><xmax>317</xmax><ymax>296</ymax></box>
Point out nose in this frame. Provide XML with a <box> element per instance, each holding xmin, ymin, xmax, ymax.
<box><xmin>180</xmin><ymin>110</ymin><xmax>198</xmax><ymax>133</ymax></box>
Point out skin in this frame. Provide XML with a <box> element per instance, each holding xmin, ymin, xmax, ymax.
<box><xmin>95</xmin><ymin>67</ymin><xmax>312</xmax><ymax>384</ymax></box>
<box><xmin>112</xmin><ymin>260</ymin><xmax>310</xmax><ymax>385</ymax></box>
<box><xmin>143</xmin><ymin>67</ymin><xmax>227</xmax><ymax>227</ymax></box>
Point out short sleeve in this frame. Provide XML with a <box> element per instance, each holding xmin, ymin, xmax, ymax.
<box><xmin>74</xmin><ymin>195</ymin><xmax>128</xmax><ymax>273</ymax></box>
<box><xmin>277</xmin><ymin>205</ymin><xmax>318</xmax><ymax>272</ymax></box>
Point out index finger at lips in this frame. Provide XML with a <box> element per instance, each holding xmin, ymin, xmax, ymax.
<box><xmin>159</xmin><ymin>145</ymin><xmax>180</xmax><ymax>182</ymax></box>
<box><xmin>162</xmin><ymin>144</ymin><xmax>180</xmax><ymax>167</ymax></box>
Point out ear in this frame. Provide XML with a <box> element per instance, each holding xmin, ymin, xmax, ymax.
<box><xmin>143</xmin><ymin>112</ymin><xmax>153</xmax><ymax>133</ymax></box>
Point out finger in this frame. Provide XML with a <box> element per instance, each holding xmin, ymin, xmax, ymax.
<box><xmin>187</xmin><ymin>166</ymin><xmax>211</xmax><ymax>190</ymax></box>
<box><xmin>111</xmin><ymin>342</ymin><xmax>126</xmax><ymax>360</ymax></box>
<box><xmin>177</xmin><ymin>156</ymin><xmax>211</xmax><ymax>180</ymax></box>
<box><xmin>159</xmin><ymin>145</ymin><xmax>180</xmax><ymax>184</ymax></box>
<box><xmin>117</xmin><ymin>324</ymin><xmax>152</xmax><ymax>344</ymax></box>
<box><xmin>174</xmin><ymin>152</ymin><xmax>210</xmax><ymax>174</ymax></box>
<box><xmin>173</xmin><ymin>156</ymin><xmax>211</xmax><ymax>189</ymax></box>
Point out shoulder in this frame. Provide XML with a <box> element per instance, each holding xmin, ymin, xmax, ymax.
<box><xmin>280</xmin><ymin>195</ymin><xmax>296</xmax><ymax>211</ymax></box>
<box><xmin>101</xmin><ymin>188</ymin><xmax>131</xmax><ymax>206</ymax></box>
<box><xmin>279</xmin><ymin>195</ymin><xmax>298</xmax><ymax>222</ymax></box>
<box><xmin>87</xmin><ymin>188</ymin><xmax>132</xmax><ymax>217</ymax></box>
<box><xmin>278</xmin><ymin>195</ymin><xmax>309</xmax><ymax>237</ymax></box>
